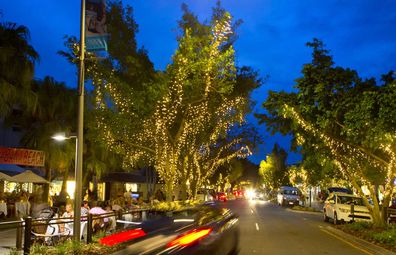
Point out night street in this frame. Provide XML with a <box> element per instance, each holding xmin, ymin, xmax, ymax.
<box><xmin>223</xmin><ymin>199</ymin><xmax>372</xmax><ymax>255</ymax></box>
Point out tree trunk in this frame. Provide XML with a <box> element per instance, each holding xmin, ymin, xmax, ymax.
<box><xmin>191</xmin><ymin>178</ymin><xmax>198</xmax><ymax>200</ymax></box>
<box><xmin>61</xmin><ymin>168</ymin><xmax>69</xmax><ymax>195</ymax></box>
<box><xmin>180</xmin><ymin>181</ymin><xmax>187</xmax><ymax>200</ymax></box>
<box><xmin>165</xmin><ymin>180</ymin><xmax>174</xmax><ymax>202</ymax></box>
<box><xmin>42</xmin><ymin>167</ymin><xmax>51</xmax><ymax>203</ymax></box>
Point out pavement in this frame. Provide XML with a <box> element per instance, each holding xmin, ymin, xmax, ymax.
<box><xmin>0</xmin><ymin>228</ymin><xmax>21</xmax><ymax>255</ymax></box>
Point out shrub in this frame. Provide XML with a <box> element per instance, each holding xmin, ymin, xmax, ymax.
<box><xmin>370</xmin><ymin>227</ymin><xmax>396</xmax><ymax>246</ymax></box>
<box><xmin>341</xmin><ymin>221</ymin><xmax>373</xmax><ymax>232</ymax></box>
<box><xmin>28</xmin><ymin>240</ymin><xmax>118</xmax><ymax>255</ymax></box>
<box><xmin>291</xmin><ymin>205</ymin><xmax>319</xmax><ymax>212</ymax></box>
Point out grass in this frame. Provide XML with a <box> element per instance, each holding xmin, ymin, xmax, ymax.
<box><xmin>291</xmin><ymin>205</ymin><xmax>321</xmax><ymax>213</ymax></box>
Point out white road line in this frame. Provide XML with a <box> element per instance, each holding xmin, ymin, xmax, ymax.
<box><xmin>250</xmin><ymin>209</ymin><xmax>254</xmax><ymax>214</ymax></box>
<box><xmin>255</xmin><ymin>222</ymin><xmax>259</xmax><ymax>231</ymax></box>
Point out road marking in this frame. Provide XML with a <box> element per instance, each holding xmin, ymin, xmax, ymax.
<box><xmin>320</xmin><ymin>228</ymin><xmax>374</xmax><ymax>255</ymax></box>
<box><xmin>255</xmin><ymin>223</ymin><xmax>259</xmax><ymax>231</ymax></box>
<box><xmin>251</xmin><ymin>209</ymin><xmax>254</xmax><ymax>214</ymax></box>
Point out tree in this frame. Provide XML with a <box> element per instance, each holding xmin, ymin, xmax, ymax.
<box><xmin>11</xmin><ymin>77</ymin><xmax>77</xmax><ymax>201</ymax></box>
<box><xmin>0</xmin><ymin>22</ymin><xmax>38</xmax><ymax>116</ymax></box>
<box><xmin>257</xmin><ymin>38</ymin><xmax>396</xmax><ymax>226</ymax></box>
<box><xmin>258</xmin><ymin>143</ymin><xmax>290</xmax><ymax>190</ymax></box>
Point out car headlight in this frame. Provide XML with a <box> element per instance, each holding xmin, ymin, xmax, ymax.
<box><xmin>339</xmin><ymin>208</ymin><xmax>350</xmax><ymax>213</ymax></box>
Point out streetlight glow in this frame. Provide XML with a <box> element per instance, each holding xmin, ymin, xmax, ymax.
<box><xmin>52</xmin><ymin>133</ymin><xmax>77</xmax><ymax>141</ymax></box>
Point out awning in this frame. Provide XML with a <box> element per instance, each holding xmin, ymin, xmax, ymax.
<box><xmin>12</xmin><ymin>170</ymin><xmax>49</xmax><ymax>184</ymax></box>
<box><xmin>0</xmin><ymin>163</ymin><xmax>26</xmax><ymax>173</ymax></box>
<box><xmin>0</xmin><ymin>172</ymin><xmax>14</xmax><ymax>181</ymax></box>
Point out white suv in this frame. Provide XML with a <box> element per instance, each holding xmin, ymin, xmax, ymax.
<box><xmin>277</xmin><ymin>186</ymin><xmax>301</xmax><ymax>206</ymax></box>
<box><xmin>323</xmin><ymin>192</ymin><xmax>372</xmax><ymax>224</ymax></box>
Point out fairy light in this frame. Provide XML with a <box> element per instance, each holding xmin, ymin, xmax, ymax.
<box><xmin>282</xmin><ymin>104</ymin><xmax>396</xmax><ymax>215</ymax></box>
<box><xmin>72</xmin><ymin>11</ymin><xmax>253</xmax><ymax>198</ymax></box>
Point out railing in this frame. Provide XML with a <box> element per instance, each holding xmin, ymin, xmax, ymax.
<box><xmin>0</xmin><ymin>208</ymin><xmax>154</xmax><ymax>255</ymax></box>
<box><xmin>386</xmin><ymin>207</ymin><xmax>396</xmax><ymax>224</ymax></box>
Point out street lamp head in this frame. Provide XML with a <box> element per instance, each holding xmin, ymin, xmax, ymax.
<box><xmin>52</xmin><ymin>132</ymin><xmax>67</xmax><ymax>141</ymax></box>
<box><xmin>52</xmin><ymin>132</ymin><xmax>77</xmax><ymax>141</ymax></box>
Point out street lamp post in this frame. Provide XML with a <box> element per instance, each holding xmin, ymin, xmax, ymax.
<box><xmin>74</xmin><ymin>0</ymin><xmax>86</xmax><ymax>242</ymax></box>
<box><xmin>52</xmin><ymin>133</ymin><xmax>81</xmax><ymax>240</ymax></box>
<box><xmin>52</xmin><ymin>0</ymin><xmax>85</xmax><ymax>242</ymax></box>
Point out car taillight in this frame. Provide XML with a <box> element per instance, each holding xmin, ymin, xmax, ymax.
<box><xmin>166</xmin><ymin>228</ymin><xmax>212</xmax><ymax>247</ymax></box>
<box><xmin>99</xmin><ymin>228</ymin><xmax>146</xmax><ymax>246</ymax></box>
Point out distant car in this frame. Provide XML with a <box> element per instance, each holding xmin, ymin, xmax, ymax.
<box><xmin>323</xmin><ymin>192</ymin><xmax>372</xmax><ymax>224</ymax></box>
<box><xmin>103</xmin><ymin>203</ymin><xmax>239</xmax><ymax>255</ymax></box>
<box><xmin>216</xmin><ymin>192</ymin><xmax>227</xmax><ymax>202</ymax></box>
<box><xmin>255</xmin><ymin>190</ymin><xmax>265</xmax><ymax>200</ymax></box>
<box><xmin>277</xmin><ymin>186</ymin><xmax>301</xmax><ymax>206</ymax></box>
<box><xmin>321</xmin><ymin>187</ymin><xmax>353</xmax><ymax>200</ymax></box>
<box><xmin>196</xmin><ymin>189</ymin><xmax>214</xmax><ymax>202</ymax></box>
<box><xmin>233</xmin><ymin>190</ymin><xmax>244</xmax><ymax>199</ymax></box>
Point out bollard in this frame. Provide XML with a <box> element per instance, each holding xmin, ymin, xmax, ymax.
<box><xmin>87</xmin><ymin>213</ymin><xmax>93</xmax><ymax>244</ymax></box>
<box><xmin>16</xmin><ymin>220</ymin><xmax>23</xmax><ymax>250</ymax></box>
<box><xmin>142</xmin><ymin>210</ymin><xmax>147</xmax><ymax>221</ymax></box>
<box><xmin>23</xmin><ymin>217</ymin><xmax>32</xmax><ymax>255</ymax></box>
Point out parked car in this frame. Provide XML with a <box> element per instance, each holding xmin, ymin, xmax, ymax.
<box><xmin>277</xmin><ymin>186</ymin><xmax>301</xmax><ymax>206</ymax></box>
<box><xmin>102</xmin><ymin>203</ymin><xmax>240</xmax><ymax>255</ymax></box>
<box><xmin>323</xmin><ymin>192</ymin><xmax>372</xmax><ymax>224</ymax></box>
<box><xmin>387</xmin><ymin>197</ymin><xmax>396</xmax><ymax>224</ymax></box>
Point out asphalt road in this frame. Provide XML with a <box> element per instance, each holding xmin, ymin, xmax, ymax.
<box><xmin>222</xmin><ymin>199</ymin><xmax>374</xmax><ymax>255</ymax></box>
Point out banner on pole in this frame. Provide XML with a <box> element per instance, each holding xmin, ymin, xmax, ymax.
<box><xmin>86</xmin><ymin>0</ymin><xmax>108</xmax><ymax>52</ymax></box>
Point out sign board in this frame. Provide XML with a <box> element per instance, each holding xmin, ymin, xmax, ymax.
<box><xmin>86</xmin><ymin>0</ymin><xmax>108</xmax><ymax>52</ymax></box>
<box><xmin>0</xmin><ymin>147</ymin><xmax>45</xmax><ymax>167</ymax></box>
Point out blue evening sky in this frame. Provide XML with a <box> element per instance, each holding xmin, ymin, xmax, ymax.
<box><xmin>1</xmin><ymin>1</ymin><xmax>396</xmax><ymax>165</ymax></box>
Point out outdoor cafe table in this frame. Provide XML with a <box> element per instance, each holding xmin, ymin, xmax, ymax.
<box><xmin>0</xmin><ymin>202</ymin><xmax>6</xmax><ymax>216</ymax></box>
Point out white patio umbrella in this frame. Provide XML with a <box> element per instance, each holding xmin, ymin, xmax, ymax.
<box><xmin>12</xmin><ymin>170</ymin><xmax>49</xmax><ymax>184</ymax></box>
<box><xmin>0</xmin><ymin>172</ymin><xmax>14</xmax><ymax>181</ymax></box>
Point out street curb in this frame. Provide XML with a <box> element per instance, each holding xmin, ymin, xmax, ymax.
<box><xmin>325</xmin><ymin>226</ymin><xmax>396</xmax><ymax>255</ymax></box>
<box><xmin>285</xmin><ymin>207</ymin><xmax>321</xmax><ymax>215</ymax></box>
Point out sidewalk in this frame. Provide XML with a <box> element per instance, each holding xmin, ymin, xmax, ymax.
<box><xmin>307</xmin><ymin>200</ymin><xmax>324</xmax><ymax>211</ymax></box>
<box><xmin>0</xmin><ymin>228</ymin><xmax>21</xmax><ymax>255</ymax></box>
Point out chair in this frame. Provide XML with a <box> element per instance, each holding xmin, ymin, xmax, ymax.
<box><xmin>32</xmin><ymin>219</ymin><xmax>72</xmax><ymax>245</ymax></box>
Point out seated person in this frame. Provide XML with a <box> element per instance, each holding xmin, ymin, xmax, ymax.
<box><xmin>89</xmin><ymin>201</ymin><xmax>110</xmax><ymax>232</ymax></box>
<box><xmin>60</xmin><ymin>203</ymin><xmax>74</xmax><ymax>234</ymax></box>
<box><xmin>81</xmin><ymin>201</ymin><xmax>90</xmax><ymax>216</ymax></box>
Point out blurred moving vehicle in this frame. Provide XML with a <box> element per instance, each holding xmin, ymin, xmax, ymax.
<box><xmin>103</xmin><ymin>203</ymin><xmax>239</xmax><ymax>255</ymax></box>
<box><xmin>216</xmin><ymin>192</ymin><xmax>227</xmax><ymax>202</ymax></box>
<box><xmin>323</xmin><ymin>192</ymin><xmax>372</xmax><ymax>224</ymax></box>
<box><xmin>277</xmin><ymin>186</ymin><xmax>301</xmax><ymax>206</ymax></box>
